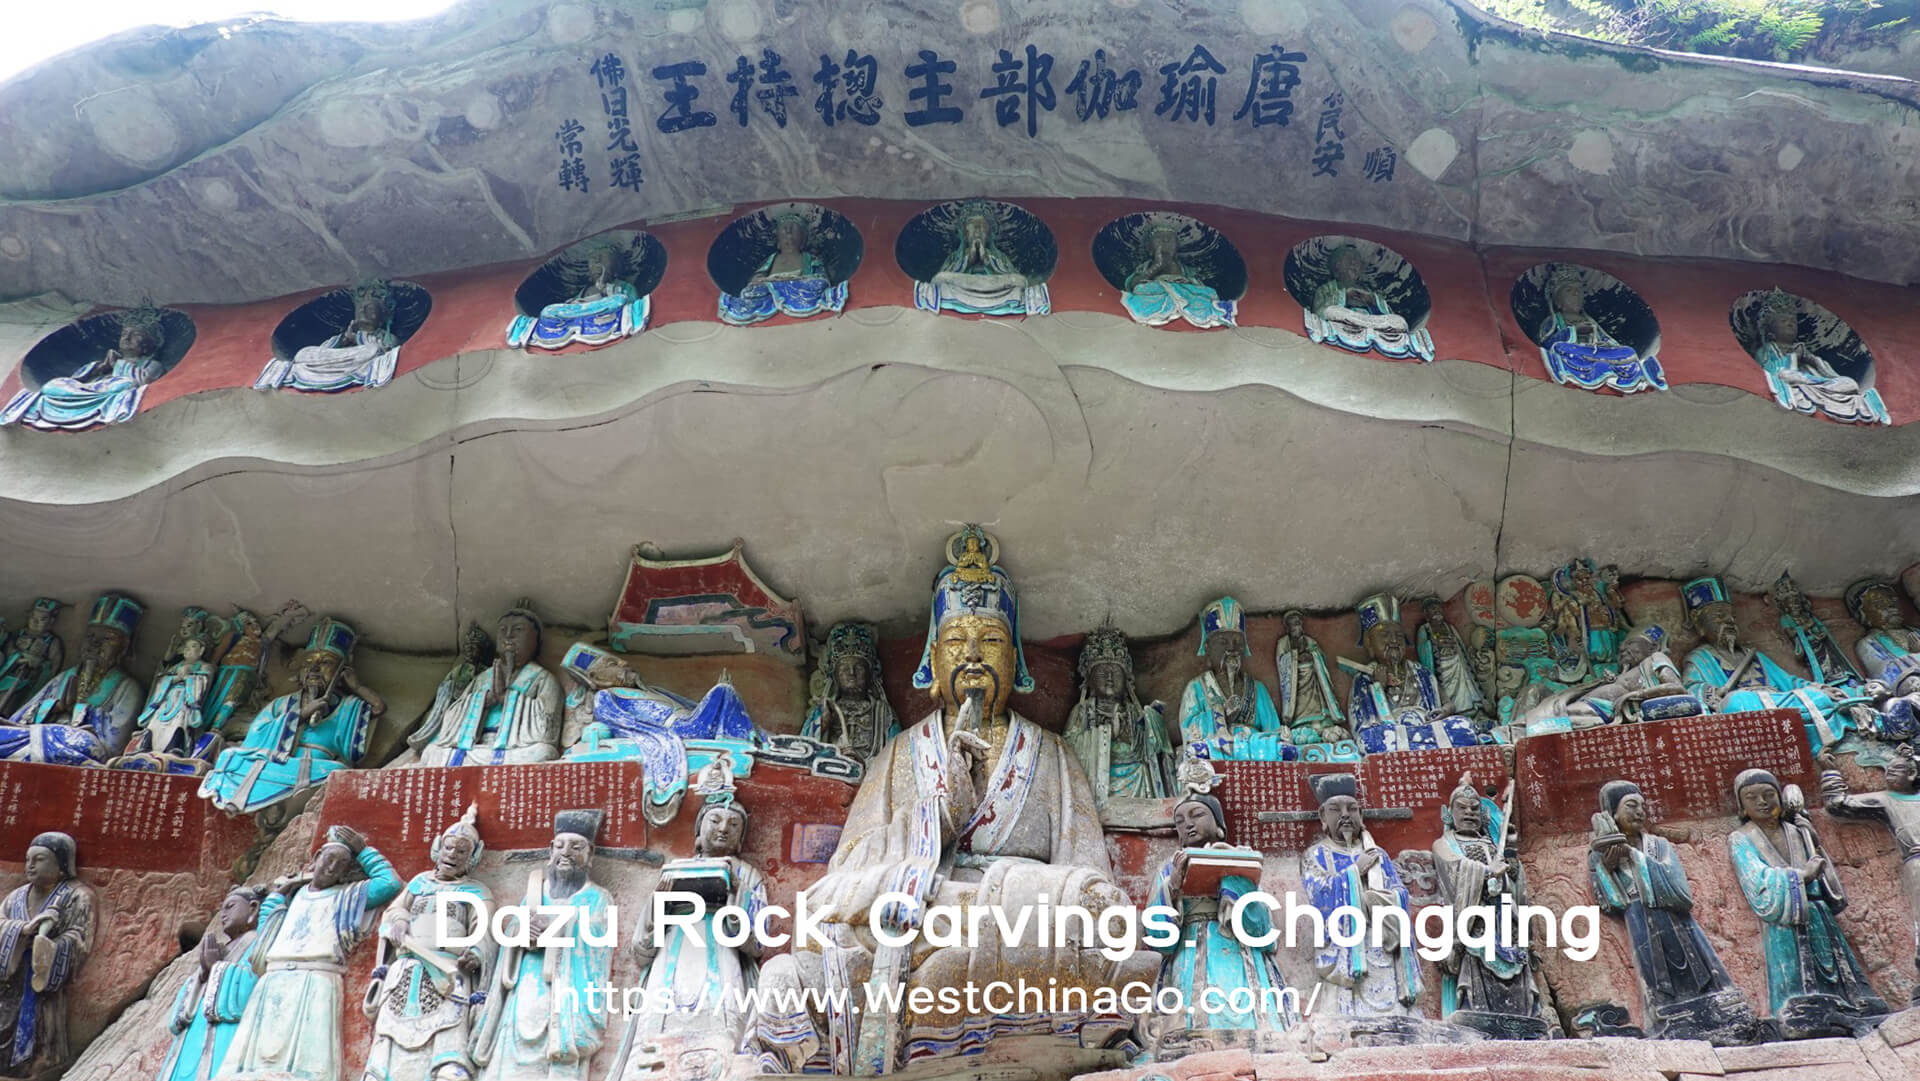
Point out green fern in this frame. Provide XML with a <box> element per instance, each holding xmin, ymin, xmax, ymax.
<box><xmin>1689</xmin><ymin>18</ymin><xmax>1744</xmax><ymax>46</ymax></box>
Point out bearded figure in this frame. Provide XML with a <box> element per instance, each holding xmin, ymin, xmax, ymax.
<box><xmin>1679</xmin><ymin>576</ymin><xmax>1867</xmax><ymax>756</ymax></box>
<box><xmin>1347</xmin><ymin>595</ymin><xmax>1479</xmax><ymax>754</ymax></box>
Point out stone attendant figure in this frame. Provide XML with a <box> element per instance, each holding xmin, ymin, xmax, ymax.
<box><xmin>1417</xmin><ymin>598</ymin><xmax>1485</xmax><ymax>719</ymax></box>
<box><xmin>1750</xmin><ymin>290</ymin><xmax>1888</xmax><ymax>425</ymax></box>
<box><xmin>1149</xmin><ymin>790</ymin><xmax>1291</xmax><ymax>1053</ymax></box>
<box><xmin>1535</xmin><ymin>266</ymin><xmax>1665</xmax><ymax>393</ymax></box>
<box><xmin>471</xmin><ymin>811</ymin><xmax>615</xmax><ymax>1081</ymax></box>
<box><xmin>0</xmin><ymin>833</ymin><xmax>94</xmax><ymax>1078</ymax></box>
<box><xmin>215</xmin><ymin>825</ymin><xmax>402</xmax><ymax>1081</ymax></box>
<box><xmin>204</xmin><ymin>601</ymin><xmax>311</xmax><ymax>734</ymax></box>
<box><xmin>1179</xmin><ymin>597</ymin><xmax>1290</xmax><ymax>761</ymax></box>
<box><xmin>617</xmin><ymin>769</ymin><xmax>766</xmax><ymax>1078</ymax></box>
<box><xmin>914</xmin><ymin>206</ymin><xmax>1049</xmax><ymax>316</ymax></box>
<box><xmin>0</xmin><ymin>601</ymin><xmax>62</xmax><ymax>719</ymax></box>
<box><xmin>200</xmin><ymin>619</ymin><xmax>384</xmax><ymax>816</ymax></box>
<box><xmin>158</xmin><ymin>886</ymin><xmax>266</xmax><ymax>1081</ymax></box>
<box><xmin>1549</xmin><ymin>560</ymin><xmax>1626</xmax><ymax>679</ymax></box>
<box><xmin>0</xmin><ymin>593</ymin><xmax>145</xmax><ymax>767</ymax></box>
<box><xmin>1588</xmin><ymin>781</ymin><xmax>1759</xmax><ymax>1042</ymax></box>
<box><xmin>1274</xmin><ymin>610</ymin><xmax>1349</xmax><ymax>746</ymax></box>
<box><xmin>1301</xmin><ymin>774</ymin><xmax>1419</xmax><ymax>1018</ymax></box>
<box><xmin>1</xmin><ymin>308</ymin><xmax>169</xmax><ymax>429</ymax></box>
<box><xmin>1728</xmin><ymin>768</ymin><xmax>1890</xmax><ymax>1036</ymax></box>
<box><xmin>1065</xmin><ymin>620</ymin><xmax>1173</xmax><ymax>804</ymax></box>
<box><xmin>1845</xmin><ymin>579</ymin><xmax>1920</xmax><ymax>742</ymax></box>
<box><xmin>749</xmin><ymin>527</ymin><xmax>1143</xmax><ymax>1074</ymax></box>
<box><xmin>115</xmin><ymin>627</ymin><xmax>219</xmax><ymax>774</ymax></box>
<box><xmin>1431</xmin><ymin>777</ymin><xmax>1554</xmax><ymax>1036</ymax></box>
<box><xmin>255</xmin><ymin>279</ymin><xmax>401</xmax><ymax>392</ymax></box>
<box><xmin>1819</xmin><ymin>746</ymin><xmax>1920</xmax><ymax>1004</ymax></box>
<box><xmin>720</xmin><ymin>214</ymin><xmax>847</xmax><ymax>325</ymax></box>
<box><xmin>1305</xmin><ymin>244</ymin><xmax>1432</xmax><ymax>361</ymax></box>
<box><xmin>361</xmin><ymin>806</ymin><xmax>492</xmax><ymax>1081</ymax></box>
<box><xmin>799</xmin><ymin>622</ymin><xmax>899</xmax><ymax>766</ymax></box>
<box><xmin>509</xmin><ymin>243</ymin><xmax>649</xmax><ymax>350</ymax></box>
<box><xmin>1772</xmin><ymin>572</ymin><xmax>1863</xmax><ymax>689</ymax></box>
<box><xmin>408</xmin><ymin>623</ymin><xmax>495</xmax><ymax>755</ymax></box>
<box><xmin>1121</xmin><ymin>224</ymin><xmax>1235</xmax><ymax>328</ymax></box>
<box><xmin>1347</xmin><ymin>595</ymin><xmax>1479</xmax><ymax>754</ymax></box>
<box><xmin>418</xmin><ymin>602</ymin><xmax>562</xmax><ymax>767</ymax></box>
<box><xmin>1680</xmin><ymin>577</ymin><xmax>1867</xmax><ymax>756</ymax></box>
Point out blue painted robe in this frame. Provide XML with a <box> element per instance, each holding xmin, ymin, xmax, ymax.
<box><xmin>0</xmin><ymin>878</ymin><xmax>93</xmax><ymax>1075</ymax></box>
<box><xmin>1178</xmin><ymin>674</ymin><xmax>1292</xmax><ymax>761</ymax></box>
<box><xmin>1122</xmin><ymin>268</ymin><xmax>1234</xmax><ymax>328</ymax></box>
<box><xmin>472</xmin><ymin>874</ymin><xmax>614</xmax><ymax>1081</ymax></box>
<box><xmin>1300</xmin><ymin>839</ymin><xmax>1420</xmax><ymax>1016</ymax></box>
<box><xmin>199</xmin><ymin>690</ymin><xmax>372</xmax><ymax>814</ymax></box>
<box><xmin>1348</xmin><ymin>663</ymin><xmax>1479</xmax><ymax>754</ymax></box>
<box><xmin>0</xmin><ymin>666</ymin><xmax>145</xmax><ymax>766</ymax></box>
<box><xmin>158</xmin><ymin>934</ymin><xmax>261</xmax><ymax>1081</ymax></box>
<box><xmin>1682</xmin><ymin>645</ymin><xmax>1860</xmax><ymax>755</ymax></box>
<box><xmin>0</xmin><ymin>352</ymin><xmax>160</xmax><ymax>430</ymax></box>
<box><xmin>1589</xmin><ymin>833</ymin><xmax>1733</xmax><ymax>1021</ymax></box>
<box><xmin>509</xmin><ymin>281</ymin><xmax>648</xmax><ymax>350</ymax></box>
<box><xmin>1728</xmin><ymin>820</ymin><xmax>1887</xmax><ymax>1018</ymax></box>
<box><xmin>720</xmin><ymin>253</ymin><xmax>847</xmax><ymax>325</ymax></box>
<box><xmin>1537</xmin><ymin>314</ymin><xmax>1665</xmax><ymax>393</ymax></box>
<box><xmin>1149</xmin><ymin>851</ymin><xmax>1293</xmax><ymax>1036</ymax></box>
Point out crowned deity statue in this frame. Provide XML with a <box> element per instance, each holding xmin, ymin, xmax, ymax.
<box><xmin>158</xmin><ymin>885</ymin><xmax>267</xmax><ymax>1081</ymax></box>
<box><xmin>200</xmin><ymin>618</ymin><xmax>385</xmax><ymax>817</ymax></box>
<box><xmin>1274</xmin><ymin>610</ymin><xmax>1350</xmax><ymax>747</ymax></box>
<box><xmin>748</xmin><ymin>527</ymin><xmax>1147</xmax><ymax>1074</ymax></box>
<box><xmin>1770</xmin><ymin>572</ymin><xmax>1864</xmax><ymax>690</ymax></box>
<box><xmin>471</xmin><ymin>811</ymin><xmax>616</xmax><ymax>1081</ymax></box>
<box><xmin>113</xmin><ymin>618</ymin><xmax>220</xmax><ymax>774</ymax></box>
<box><xmin>914</xmin><ymin>205</ymin><xmax>1050</xmax><ymax>316</ymax></box>
<box><xmin>1845</xmin><ymin>579</ymin><xmax>1920</xmax><ymax>743</ymax></box>
<box><xmin>255</xmin><ymin>279</ymin><xmax>402</xmax><ymax>392</ymax></box>
<box><xmin>800</xmin><ymin>622</ymin><xmax>899</xmax><ymax>766</ymax></box>
<box><xmin>1728</xmin><ymin>769</ymin><xmax>1890</xmax><ymax>1037</ymax></box>
<box><xmin>1</xmin><ymin>308</ymin><xmax>170</xmax><ymax>430</ymax></box>
<box><xmin>1301</xmin><ymin>774</ymin><xmax>1419</xmax><ymax>1020</ymax></box>
<box><xmin>1346</xmin><ymin>595</ymin><xmax>1480</xmax><ymax>754</ymax></box>
<box><xmin>0</xmin><ymin>832</ymin><xmax>94</xmax><ymax>1079</ymax></box>
<box><xmin>1304</xmin><ymin>244</ymin><xmax>1433</xmax><ymax>361</ymax></box>
<box><xmin>1680</xmin><ymin>576</ymin><xmax>1871</xmax><ymax>756</ymax></box>
<box><xmin>214</xmin><ymin>825</ymin><xmax>403</xmax><ymax>1081</ymax></box>
<box><xmin>1534</xmin><ymin>266</ymin><xmax>1666</xmax><ymax>394</ymax></box>
<box><xmin>1588</xmin><ymin>781</ymin><xmax>1760</xmax><ymax>1042</ymax></box>
<box><xmin>1516</xmin><ymin>625</ymin><xmax>1701</xmax><ymax>736</ymax></box>
<box><xmin>0</xmin><ymin>600</ymin><xmax>63</xmax><ymax>720</ymax></box>
<box><xmin>1431</xmin><ymin>776</ymin><xmax>1555</xmax><ymax>1037</ymax></box>
<box><xmin>1065</xmin><ymin>620</ymin><xmax>1174</xmax><ymax>805</ymax></box>
<box><xmin>617</xmin><ymin>763</ymin><xmax>767</xmax><ymax>1079</ymax></box>
<box><xmin>509</xmin><ymin>240</ymin><xmax>651</xmax><ymax>350</ymax></box>
<box><xmin>1179</xmin><ymin>597</ymin><xmax>1291</xmax><ymax>761</ymax></box>
<box><xmin>1120</xmin><ymin>223</ymin><xmax>1235</xmax><ymax>328</ymax></box>
<box><xmin>1749</xmin><ymin>290</ymin><xmax>1888</xmax><ymax>426</ymax></box>
<box><xmin>0</xmin><ymin>593</ymin><xmax>146</xmax><ymax>767</ymax></box>
<box><xmin>203</xmin><ymin>601</ymin><xmax>311</xmax><ymax>734</ymax></box>
<box><xmin>1820</xmin><ymin>746</ymin><xmax>1920</xmax><ymax>1005</ymax></box>
<box><xmin>416</xmin><ymin>601</ymin><xmax>563</xmax><ymax>767</ymax></box>
<box><xmin>1416</xmin><ymin>597</ymin><xmax>1485</xmax><ymax>719</ymax></box>
<box><xmin>360</xmin><ymin>806</ymin><xmax>493</xmax><ymax>1081</ymax></box>
<box><xmin>1548</xmin><ymin>560</ymin><xmax>1626</xmax><ymax>680</ymax></box>
<box><xmin>720</xmin><ymin>213</ymin><xmax>848</xmax><ymax>325</ymax></box>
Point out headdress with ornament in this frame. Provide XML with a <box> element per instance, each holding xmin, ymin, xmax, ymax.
<box><xmin>1598</xmin><ymin>779</ymin><xmax>1642</xmax><ymax>817</ymax></box>
<box><xmin>320</xmin><ymin>824</ymin><xmax>366</xmax><ymax>856</ymax></box>
<box><xmin>911</xmin><ymin>526</ymin><xmax>1032</xmax><ymax>694</ymax></box>
<box><xmin>431</xmin><ymin>804</ymin><xmax>485</xmax><ymax>871</ymax></box>
<box><xmin>87</xmin><ymin>593</ymin><xmax>144</xmax><ymax>642</ymax></box>
<box><xmin>1078</xmin><ymin>618</ymin><xmax>1134</xmax><ymax>686</ymax></box>
<box><xmin>1548</xmin><ymin>264</ymin><xmax>1586</xmax><ymax>298</ymax></box>
<box><xmin>1845</xmin><ymin>578</ymin><xmax>1899</xmax><ymax>626</ymax></box>
<box><xmin>772</xmin><ymin>210</ymin><xmax>814</xmax><ymax>236</ymax></box>
<box><xmin>31</xmin><ymin>598</ymin><xmax>61</xmax><ymax>618</ymax></box>
<box><xmin>1681</xmin><ymin>576</ymin><xmax>1731</xmax><ymax>626</ymax></box>
<box><xmin>26</xmin><ymin>832</ymin><xmax>76</xmax><ymax>878</ymax></box>
<box><xmin>1197</xmin><ymin>597</ymin><xmax>1250</xmax><ymax>657</ymax></box>
<box><xmin>553</xmin><ymin>808</ymin><xmax>604</xmax><ymax>844</ymax></box>
<box><xmin>954</xmin><ymin>200</ymin><xmax>1001</xmax><ymax>238</ymax></box>
<box><xmin>813</xmin><ymin>622</ymin><xmax>883</xmax><ymax>702</ymax></box>
<box><xmin>116</xmin><ymin>305</ymin><xmax>169</xmax><ymax>349</ymax></box>
<box><xmin>695</xmin><ymin>753</ymin><xmax>748</xmax><ymax>833</ymax></box>
<box><xmin>1309</xmin><ymin>772</ymin><xmax>1360</xmax><ymax>807</ymax></box>
<box><xmin>1355</xmin><ymin>593</ymin><xmax>1400</xmax><ymax>647</ymax></box>
<box><xmin>499</xmin><ymin>598</ymin><xmax>544</xmax><ymax>652</ymax></box>
<box><xmin>1760</xmin><ymin>289</ymin><xmax>1798</xmax><ymax>320</ymax></box>
<box><xmin>351</xmin><ymin>278</ymin><xmax>394</xmax><ymax>305</ymax></box>
<box><xmin>300</xmin><ymin>618</ymin><xmax>357</xmax><ymax>668</ymax></box>
<box><xmin>1440</xmin><ymin>773</ymin><xmax>1500</xmax><ymax>835</ymax></box>
<box><xmin>1622</xmin><ymin>624</ymin><xmax>1667</xmax><ymax>654</ymax></box>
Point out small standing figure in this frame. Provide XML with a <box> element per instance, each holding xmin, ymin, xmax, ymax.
<box><xmin>1274</xmin><ymin>610</ymin><xmax>1349</xmax><ymax>747</ymax></box>
<box><xmin>1534</xmin><ymin>266</ymin><xmax>1666</xmax><ymax>394</ymax></box>
<box><xmin>1</xmin><ymin>307</ymin><xmax>171</xmax><ymax>430</ymax></box>
<box><xmin>417</xmin><ymin>601</ymin><xmax>562</xmax><ymax>767</ymax></box>
<box><xmin>1178</xmin><ymin>597</ymin><xmax>1290</xmax><ymax>761</ymax></box>
<box><xmin>157</xmin><ymin>886</ymin><xmax>266</xmax><ymax>1081</ymax></box>
<box><xmin>1819</xmin><ymin>747</ymin><xmax>1920</xmax><ymax>1005</ymax></box>
<box><xmin>203</xmin><ymin>602</ymin><xmax>312</xmax><ymax>735</ymax></box>
<box><xmin>471</xmin><ymin>811</ymin><xmax>615</xmax><ymax>1081</ymax></box>
<box><xmin>1416</xmin><ymin>598</ymin><xmax>1485</xmax><ymax>719</ymax></box>
<box><xmin>1728</xmin><ymin>768</ymin><xmax>1890</xmax><ymax>1037</ymax></box>
<box><xmin>0</xmin><ymin>833</ymin><xmax>94</xmax><ymax>1079</ymax></box>
<box><xmin>617</xmin><ymin>768</ymin><xmax>766</xmax><ymax>1079</ymax></box>
<box><xmin>1305</xmin><ymin>244</ymin><xmax>1433</xmax><ymax>361</ymax></box>
<box><xmin>509</xmin><ymin>241</ymin><xmax>650</xmax><ymax>350</ymax></box>
<box><xmin>1772</xmin><ymin>572</ymin><xmax>1864</xmax><ymax>689</ymax></box>
<box><xmin>408</xmin><ymin>623</ymin><xmax>496</xmax><ymax>756</ymax></box>
<box><xmin>1347</xmin><ymin>595</ymin><xmax>1479</xmax><ymax>754</ymax></box>
<box><xmin>214</xmin><ymin>825</ymin><xmax>403</xmax><ymax>1081</ymax></box>
<box><xmin>115</xmin><ymin>625</ymin><xmax>219</xmax><ymax>774</ymax></box>
<box><xmin>1149</xmin><ymin>788</ymin><xmax>1292</xmax><ymax>1054</ymax></box>
<box><xmin>255</xmin><ymin>279</ymin><xmax>402</xmax><ymax>392</ymax></box>
<box><xmin>0</xmin><ymin>601</ymin><xmax>63</xmax><ymax>720</ymax></box>
<box><xmin>1064</xmin><ymin>620</ymin><xmax>1173</xmax><ymax>804</ymax></box>
<box><xmin>360</xmin><ymin>807</ymin><xmax>493</xmax><ymax>1081</ymax></box>
<box><xmin>0</xmin><ymin>593</ymin><xmax>145</xmax><ymax>767</ymax></box>
<box><xmin>1431</xmin><ymin>776</ymin><xmax>1554</xmax><ymax>1037</ymax></box>
<box><xmin>799</xmin><ymin>623</ymin><xmax>898</xmax><ymax>766</ymax></box>
<box><xmin>1121</xmin><ymin>224</ymin><xmax>1235</xmax><ymax>329</ymax></box>
<box><xmin>1748</xmin><ymin>289</ymin><xmax>1888</xmax><ymax>426</ymax></box>
<box><xmin>1588</xmin><ymin>781</ymin><xmax>1761</xmax><ymax>1042</ymax></box>
<box><xmin>914</xmin><ymin>204</ymin><xmax>1050</xmax><ymax>316</ymax></box>
<box><xmin>1548</xmin><ymin>560</ymin><xmax>1626</xmax><ymax>680</ymax></box>
<box><xmin>1300</xmin><ymin>774</ymin><xmax>1419</xmax><ymax>1019</ymax></box>
<box><xmin>719</xmin><ymin>214</ymin><xmax>847</xmax><ymax>325</ymax></box>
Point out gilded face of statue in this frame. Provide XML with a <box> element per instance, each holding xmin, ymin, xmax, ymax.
<box><xmin>78</xmin><ymin>626</ymin><xmax>125</xmax><ymax>671</ymax></box>
<box><xmin>300</xmin><ymin>654</ymin><xmax>341</xmax><ymax>696</ymax></box>
<box><xmin>1619</xmin><ymin>636</ymin><xmax>1652</xmax><ymax>669</ymax></box>
<box><xmin>1172</xmin><ymin>799</ymin><xmax>1222</xmax><ymax>847</ymax></box>
<box><xmin>311</xmin><ymin>843</ymin><xmax>354</xmax><ymax>890</ymax></box>
<box><xmin>1738</xmin><ymin>782</ymin><xmax>1780</xmax><ymax>826</ymax></box>
<box><xmin>218</xmin><ymin>889</ymin><xmax>259</xmax><ymax>936</ymax></box>
<box><xmin>1612</xmin><ymin>792</ymin><xmax>1646</xmax><ymax>835</ymax></box>
<box><xmin>1861</xmin><ymin>587</ymin><xmax>1904</xmax><ymax>630</ymax></box>
<box><xmin>831</xmin><ymin>653</ymin><xmax>870</xmax><ymax>697</ymax></box>
<box><xmin>1449</xmin><ymin>789</ymin><xmax>1484</xmax><ymax>835</ymax></box>
<box><xmin>23</xmin><ymin>845</ymin><xmax>62</xmax><ymax>888</ymax></box>
<box><xmin>1320</xmin><ymin>794</ymin><xmax>1363</xmax><ymax>845</ymax></box>
<box><xmin>118</xmin><ymin>322</ymin><xmax>158</xmax><ymax>357</ymax></box>
<box><xmin>697</xmin><ymin>806</ymin><xmax>746</xmax><ymax>857</ymax></box>
<box><xmin>1694</xmin><ymin>605</ymin><xmax>1740</xmax><ymax>652</ymax></box>
<box><xmin>934</xmin><ymin>613</ymin><xmax>1015</xmax><ymax>717</ymax></box>
<box><xmin>1087</xmin><ymin>660</ymin><xmax>1124</xmax><ymax>701</ymax></box>
<box><xmin>1885</xmin><ymin>755</ymin><xmax>1919</xmax><ymax>794</ymax></box>
<box><xmin>434</xmin><ymin>834</ymin><xmax>476</xmax><ymax>880</ymax></box>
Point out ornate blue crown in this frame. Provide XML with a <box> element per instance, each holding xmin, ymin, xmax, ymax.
<box><xmin>1197</xmin><ymin>596</ymin><xmax>1248</xmax><ymax>657</ymax></box>
<box><xmin>912</xmin><ymin>526</ymin><xmax>1032</xmax><ymax>693</ymax></box>
<box><xmin>87</xmin><ymin>593</ymin><xmax>144</xmax><ymax>639</ymax></box>
<box><xmin>1681</xmin><ymin>576</ymin><xmax>1728</xmax><ymax>613</ymax></box>
<box><xmin>305</xmin><ymin>618</ymin><xmax>358</xmax><ymax>662</ymax></box>
<box><xmin>1355</xmin><ymin>593</ymin><xmax>1398</xmax><ymax>644</ymax></box>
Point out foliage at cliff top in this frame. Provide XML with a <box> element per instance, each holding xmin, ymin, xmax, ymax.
<box><xmin>1478</xmin><ymin>0</ymin><xmax>1914</xmax><ymax>63</ymax></box>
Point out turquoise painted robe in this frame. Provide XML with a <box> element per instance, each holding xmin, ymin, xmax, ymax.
<box><xmin>158</xmin><ymin>934</ymin><xmax>261</xmax><ymax>1081</ymax></box>
<box><xmin>1728</xmin><ymin>820</ymin><xmax>1887</xmax><ymax>1017</ymax></box>
<box><xmin>472</xmin><ymin>874</ymin><xmax>613</xmax><ymax>1081</ymax></box>
<box><xmin>1683</xmin><ymin>645</ymin><xmax>1856</xmax><ymax>754</ymax></box>
<box><xmin>509</xmin><ymin>281</ymin><xmax>648</xmax><ymax>349</ymax></box>
<box><xmin>1178</xmin><ymin>674</ymin><xmax>1290</xmax><ymax>761</ymax></box>
<box><xmin>199</xmin><ymin>691</ymin><xmax>371</xmax><ymax>814</ymax></box>
<box><xmin>1149</xmin><ymin>851</ymin><xmax>1292</xmax><ymax>1036</ymax></box>
<box><xmin>0</xmin><ymin>352</ymin><xmax>159</xmax><ymax>429</ymax></box>
<box><xmin>1122</xmin><ymin>266</ymin><xmax>1234</xmax><ymax>328</ymax></box>
<box><xmin>361</xmin><ymin>872</ymin><xmax>495</xmax><ymax>1081</ymax></box>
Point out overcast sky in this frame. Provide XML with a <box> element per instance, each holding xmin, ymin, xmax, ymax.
<box><xmin>0</xmin><ymin>2</ymin><xmax>457</xmax><ymax>82</ymax></box>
